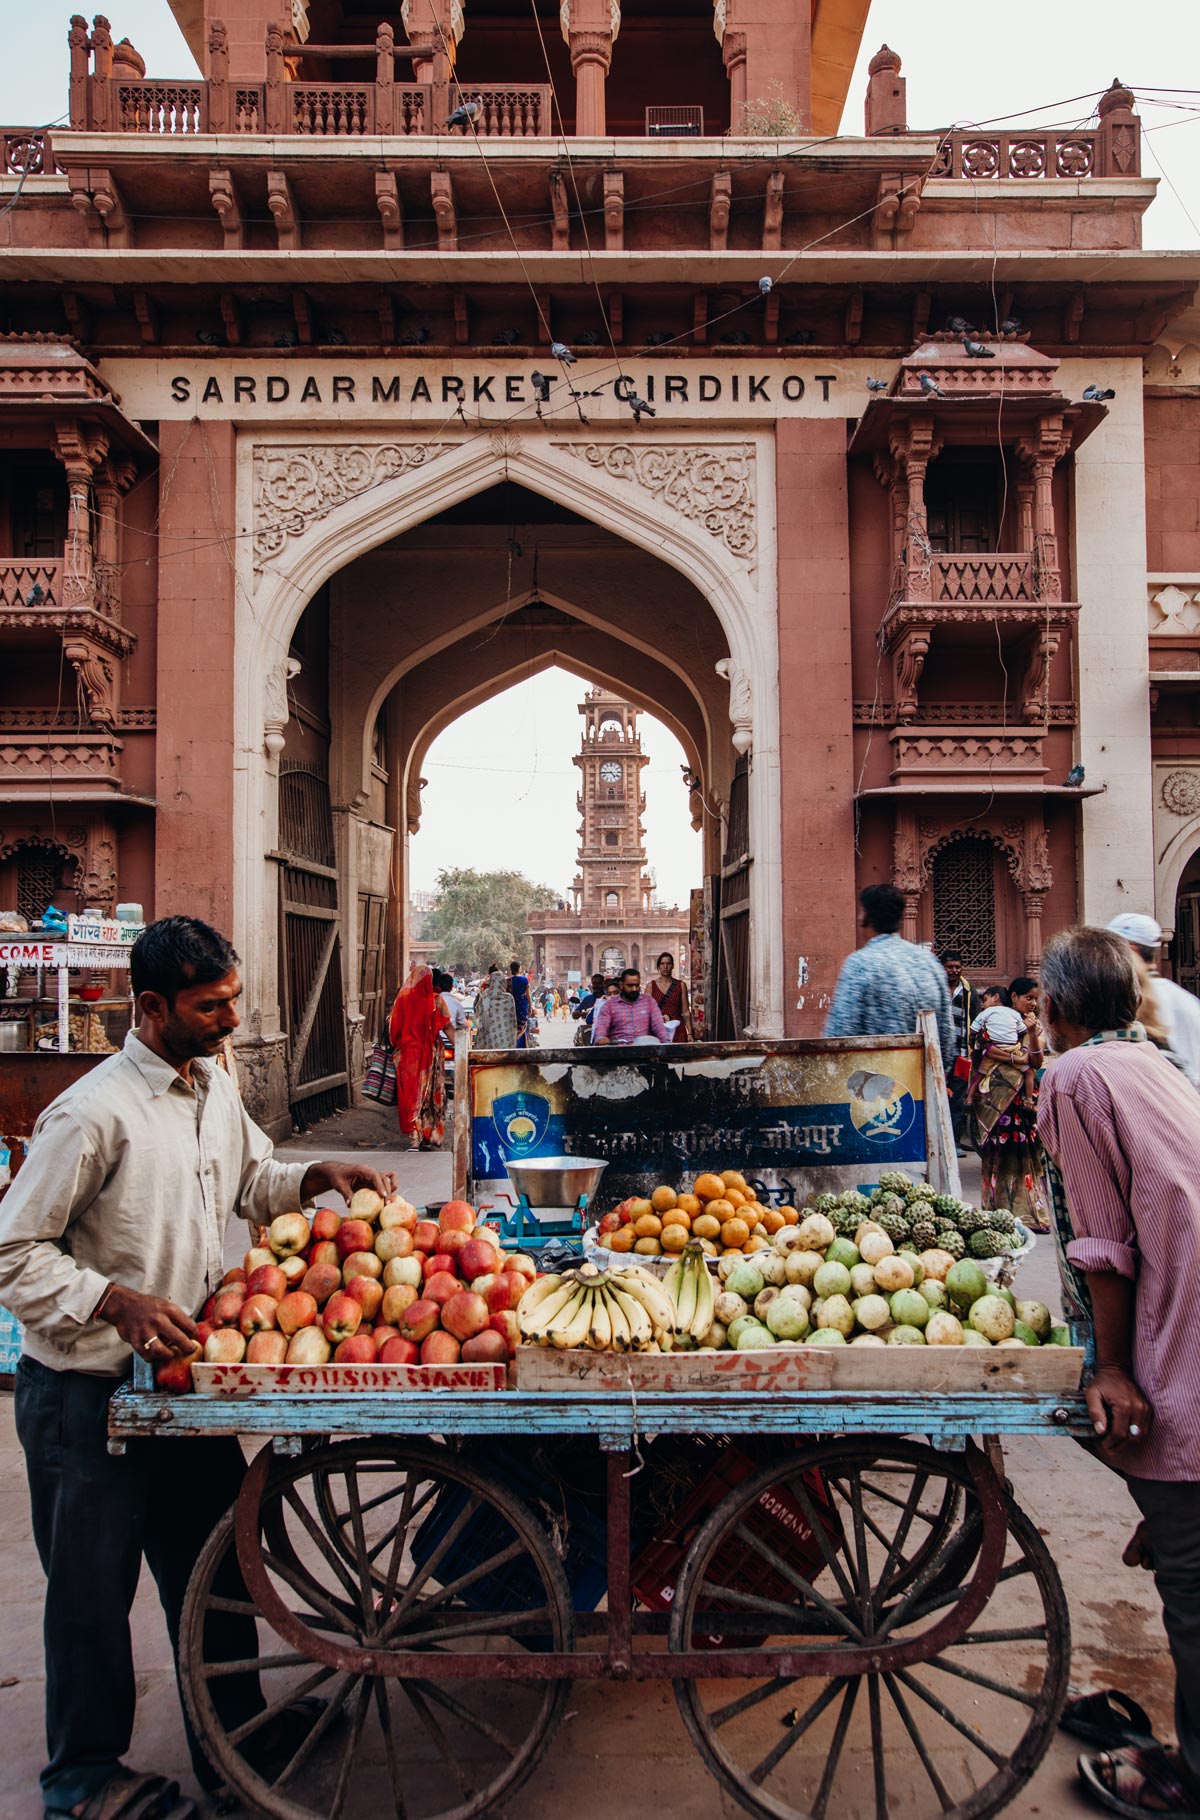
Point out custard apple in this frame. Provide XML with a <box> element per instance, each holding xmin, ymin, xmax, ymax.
<box><xmin>878</xmin><ymin>1171</ymin><xmax>912</xmax><ymax>1195</ymax></box>
<box><xmin>911</xmin><ymin>1218</ymin><xmax>938</xmax><ymax>1250</ymax></box>
<box><xmin>877</xmin><ymin>1210</ymin><xmax>911</xmax><ymax>1242</ymax></box>
<box><xmin>813</xmin><ymin>1192</ymin><xmax>838</xmax><ymax>1213</ymax></box>
<box><xmin>936</xmin><ymin>1228</ymin><xmax>966</xmax><ymax>1260</ymax></box>
<box><xmin>932</xmin><ymin>1193</ymin><xmax>961</xmax><ymax>1221</ymax></box>
<box><xmin>833</xmin><ymin>1206</ymin><xmax>861</xmax><ymax>1236</ymax></box>
<box><xmin>969</xmin><ymin>1229</ymin><xmax>1015</xmax><ymax>1259</ymax></box>
<box><xmin>988</xmin><ymin>1208</ymin><xmax>1017</xmax><ymax>1235</ymax></box>
<box><xmin>955</xmin><ymin>1206</ymin><xmax>990</xmax><ymax>1236</ymax></box>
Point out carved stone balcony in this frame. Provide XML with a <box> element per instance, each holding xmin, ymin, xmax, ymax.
<box><xmin>0</xmin><ymin>729</ymin><xmax>124</xmax><ymax>795</ymax></box>
<box><xmin>930</xmin><ymin>554</ymin><xmax>1034</xmax><ymax>604</ymax></box>
<box><xmin>889</xmin><ymin>728</ymin><xmax>1047</xmax><ymax>787</ymax></box>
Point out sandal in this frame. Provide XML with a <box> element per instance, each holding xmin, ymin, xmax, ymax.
<box><xmin>1062</xmin><ymin>1690</ymin><xmax>1157</xmax><ymax>1751</ymax></box>
<box><xmin>1079</xmin><ymin>1744</ymin><xmax>1200</xmax><ymax>1817</ymax></box>
<box><xmin>46</xmin><ymin>1771</ymin><xmax>189</xmax><ymax>1820</ymax></box>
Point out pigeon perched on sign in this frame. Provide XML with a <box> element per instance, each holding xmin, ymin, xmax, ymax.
<box><xmin>550</xmin><ymin>340</ymin><xmax>576</xmax><ymax>365</ymax></box>
<box><xmin>1083</xmin><ymin>384</ymin><xmax>1116</xmax><ymax>402</ymax></box>
<box><xmin>758</xmin><ymin>275</ymin><xmax>773</xmax><ymax>295</ymax></box>
<box><xmin>447</xmin><ymin>96</ymin><xmax>482</xmax><ymax>129</ymax></box>
<box><xmin>963</xmin><ymin>337</ymin><xmax>995</xmax><ymax>358</ymax></box>
<box><xmin>918</xmin><ymin>372</ymin><xmax>942</xmax><ymax>396</ymax></box>
<box><xmin>398</xmin><ymin>325</ymin><xmax>429</xmax><ymax>345</ymax></box>
<box><xmin>627</xmin><ymin>394</ymin><xmax>655</xmax><ymax>422</ymax></box>
<box><xmin>946</xmin><ymin>315</ymin><xmax>976</xmax><ymax>336</ymax></box>
<box><xmin>494</xmin><ymin>327</ymin><xmax>521</xmax><ymax>346</ymax></box>
<box><xmin>1064</xmin><ymin>764</ymin><xmax>1086</xmax><ymax>787</ymax></box>
<box><xmin>530</xmin><ymin>370</ymin><xmax>551</xmax><ymax>403</ymax></box>
<box><xmin>866</xmin><ymin>377</ymin><xmax>888</xmax><ymax>393</ymax></box>
<box><xmin>998</xmin><ymin>316</ymin><xmax>1023</xmax><ymax>334</ymax></box>
<box><xmin>196</xmin><ymin>329</ymin><xmax>227</xmax><ymax>347</ymax></box>
<box><xmin>274</xmin><ymin>332</ymin><xmax>298</xmax><ymax>348</ymax></box>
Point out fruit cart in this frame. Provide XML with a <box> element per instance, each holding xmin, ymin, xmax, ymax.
<box><xmin>107</xmin><ymin>1022</ymin><xmax>1090</xmax><ymax>1820</ymax></box>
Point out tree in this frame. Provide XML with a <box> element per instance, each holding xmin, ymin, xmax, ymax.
<box><xmin>423</xmin><ymin>867</ymin><xmax>559</xmax><ymax>975</ymax></box>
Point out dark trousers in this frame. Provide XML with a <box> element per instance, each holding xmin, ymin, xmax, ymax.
<box><xmin>1128</xmin><ymin>1478</ymin><xmax>1200</xmax><ymax>1784</ymax></box>
<box><xmin>15</xmin><ymin>1358</ymin><xmax>261</xmax><ymax>1810</ymax></box>
<box><xmin>948</xmin><ymin>1068</ymin><xmax>971</xmax><ymax>1148</ymax></box>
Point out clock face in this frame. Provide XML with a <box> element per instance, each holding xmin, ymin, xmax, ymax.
<box><xmin>600</xmin><ymin>761</ymin><xmax>622</xmax><ymax>783</ymax></box>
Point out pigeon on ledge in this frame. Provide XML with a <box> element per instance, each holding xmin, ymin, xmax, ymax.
<box><xmin>1083</xmin><ymin>384</ymin><xmax>1116</xmax><ymax>402</ymax></box>
<box><xmin>1064</xmin><ymin>764</ymin><xmax>1086</xmax><ymax>787</ymax></box>
<box><xmin>946</xmin><ymin>315</ymin><xmax>976</xmax><ymax>335</ymax></box>
<box><xmin>866</xmin><ymin>377</ymin><xmax>888</xmax><ymax>393</ymax></box>
<box><xmin>398</xmin><ymin>325</ymin><xmax>429</xmax><ymax>345</ymax></box>
<box><xmin>963</xmin><ymin>337</ymin><xmax>995</xmax><ymax>358</ymax></box>
<box><xmin>627</xmin><ymin>394</ymin><xmax>655</xmax><ymax>422</ymax></box>
<box><xmin>447</xmin><ymin>97</ymin><xmax>482</xmax><ymax>129</ymax></box>
<box><xmin>494</xmin><ymin>328</ymin><xmax>521</xmax><ymax>346</ymax></box>
<box><xmin>998</xmin><ymin>316</ymin><xmax>1023</xmax><ymax>334</ymax></box>
<box><xmin>918</xmin><ymin>372</ymin><xmax>942</xmax><ymax>397</ymax></box>
<box><xmin>550</xmin><ymin>340</ymin><xmax>576</xmax><ymax>365</ymax></box>
<box><xmin>758</xmin><ymin>275</ymin><xmax>773</xmax><ymax>295</ymax></box>
<box><xmin>25</xmin><ymin>583</ymin><xmax>45</xmax><ymax>606</ymax></box>
<box><xmin>530</xmin><ymin>370</ymin><xmax>551</xmax><ymax>402</ymax></box>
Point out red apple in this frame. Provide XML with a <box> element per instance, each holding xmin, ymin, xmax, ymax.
<box><xmin>470</xmin><ymin>1274</ymin><xmax>497</xmax><ymax>1297</ymax></box>
<box><xmin>424</xmin><ymin>1271</ymin><xmax>461</xmax><ymax>1307</ymax></box>
<box><xmin>349</xmin><ymin>1187</ymin><xmax>385</xmax><ymax>1223</ymax></box>
<box><xmin>285</xmin><ymin>1326</ymin><xmax>331</xmax><ymax>1365</ymax></box>
<box><xmin>489</xmin><ymin>1310</ymin><xmax>521</xmax><ymax>1355</ymax></box>
<box><xmin>244</xmin><ymin>1246</ymin><xmax>275</xmax><ymax>1277</ymax></box>
<box><xmin>441</xmin><ymin>1291</ymin><xmax>490</xmax><ymax>1343</ymax></box>
<box><xmin>424</xmin><ymin>1252</ymin><xmax>457</xmax><ymax>1280</ymax></box>
<box><xmin>379</xmin><ymin>1199</ymin><xmax>417</xmax><ymax>1232</ymax></box>
<box><xmin>212</xmin><ymin>1285</ymin><xmax>246</xmax><ymax>1326</ymax></box>
<box><xmin>597</xmin><ymin>1210</ymin><xmax>622</xmax><ymax>1236</ymax></box>
<box><xmin>276</xmin><ymin>1290</ymin><xmax>318</xmax><ymax>1336</ymax></box>
<box><xmin>239</xmin><ymin>1293</ymin><xmax>279</xmax><ymax>1336</ymax></box>
<box><xmin>421</xmin><ymin>1330</ymin><xmax>461</xmax><ymax>1365</ymax></box>
<box><xmin>311</xmin><ymin>1206</ymin><xmax>341</xmax><ymax>1244</ymax></box>
<box><xmin>268</xmin><ymin>1212</ymin><xmax>311</xmax><ymax>1258</ymax></box>
<box><xmin>308</xmin><ymin>1239</ymin><xmax>340</xmax><ymax>1272</ymax></box>
<box><xmin>334</xmin><ymin>1333</ymin><xmax>378</xmax><ymax>1363</ymax></box>
<box><xmin>279</xmin><ymin>1254</ymin><xmax>308</xmax><ymax>1286</ymax></box>
<box><xmin>204</xmin><ymin>1328</ymin><xmax>246</xmax><ymax>1363</ymax></box>
<box><xmin>335</xmin><ymin>1219</ymin><xmax>374</xmax><ymax>1261</ymax></box>
<box><xmin>413</xmin><ymin>1221</ymin><xmax>441</xmax><ymax>1254</ymax></box>
<box><xmin>439</xmin><ymin>1200</ymin><xmax>476</xmax><ymax>1234</ymax></box>
<box><xmin>375</xmin><ymin>1227</ymin><xmax>413</xmax><ymax>1263</ymax></box>
<box><xmin>200</xmin><ymin>1294</ymin><xmax>219</xmax><ymax>1324</ymax></box>
<box><xmin>462</xmin><ymin>1330</ymin><xmax>510</xmax><ymax>1365</ymax></box>
<box><xmin>398</xmin><ymin>1299</ymin><xmax>440</xmax><ymax>1344</ymax></box>
<box><xmin>484</xmin><ymin>1274</ymin><xmax>523</xmax><ymax>1314</ymax></box>
<box><xmin>381</xmin><ymin>1283</ymin><xmax>419</xmax><ymax>1324</ymax></box>
<box><xmin>155</xmin><ymin>1343</ymin><xmax>201</xmax><ymax>1392</ymax></box>
<box><xmin>372</xmin><ymin>1324</ymin><xmax>400</xmax><ymax>1349</ymax></box>
<box><xmin>345</xmin><ymin>1276</ymin><xmax>383</xmax><ymax>1321</ymax></box>
<box><xmin>459</xmin><ymin>1236</ymin><xmax>501</xmax><ymax>1281</ymax></box>
<box><xmin>195</xmin><ymin>1321</ymin><xmax>215</xmax><ymax>1348</ymax></box>
<box><xmin>220</xmin><ymin>1267</ymin><xmax>246</xmax><ymax>1287</ymax></box>
<box><xmin>246</xmin><ymin>1330</ymin><xmax>289</xmax><ymax>1365</ymax></box>
<box><xmin>504</xmin><ymin>1254</ymin><xmax>538</xmax><ymax>1281</ymax></box>
<box><xmin>322</xmin><ymin>1292</ymin><xmax>362</xmax><ymax>1343</ymax></box>
<box><xmin>342</xmin><ymin>1250</ymin><xmax>382</xmax><ymax>1283</ymax></box>
<box><xmin>245</xmin><ymin>1263</ymin><xmax>287</xmax><ymax>1302</ymax></box>
<box><xmin>382</xmin><ymin>1256</ymin><xmax>423</xmax><ymax>1290</ymax></box>
<box><xmin>437</xmin><ymin>1228</ymin><xmax>469</xmax><ymax>1257</ymax></box>
<box><xmin>301</xmin><ymin>1262</ymin><xmax>341</xmax><ymax>1306</ymax></box>
<box><xmin>379</xmin><ymin>1335</ymin><xmax>420</xmax><ymax>1365</ymax></box>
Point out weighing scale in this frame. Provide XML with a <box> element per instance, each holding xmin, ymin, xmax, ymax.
<box><xmin>482</xmin><ymin>1155</ymin><xmax>609</xmax><ymax>1258</ymax></box>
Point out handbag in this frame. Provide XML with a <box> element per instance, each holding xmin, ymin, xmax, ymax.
<box><xmin>362</xmin><ymin>1039</ymin><xmax>397</xmax><ymax>1106</ymax></box>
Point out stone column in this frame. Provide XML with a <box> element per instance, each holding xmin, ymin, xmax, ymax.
<box><xmin>569</xmin><ymin>29</ymin><xmax>613</xmax><ymax>136</ymax></box>
<box><xmin>53</xmin><ymin>424</ymin><xmax>107</xmax><ymax>609</ymax></box>
<box><xmin>721</xmin><ymin>31</ymin><xmax>747</xmax><ymax>132</ymax></box>
<box><xmin>68</xmin><ymin>15</ymin><xmax>91</xmax><ymax>128</ymax></box>
<box><xmin>1019</xmin><ymin>418</ymin><xmax>1067</xmax><ymax>602</ymax></box>
<box><xmin>893</xmin><ymin>808</ymin><xmax>922</xmax><ymax>942</ymax></box>
<box><xmin>901</xmin><ymin>420</ymin><xmax>938</xmax><ymax>601</ymax></box>
<box><xmin>91</xmin><ymin>457</ymin><xmax>134</xmax><ymax>620</ymax></box>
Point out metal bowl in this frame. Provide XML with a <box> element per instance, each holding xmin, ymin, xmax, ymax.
<box><xmin>505</xmin><ymin>1155</ymin><xmax>608</xmax><ymax>1208</ymax></box>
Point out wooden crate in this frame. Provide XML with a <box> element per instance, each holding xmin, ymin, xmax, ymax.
<box><xmin>191</xmin><ymin>1361</ymin><xmax>506</xmax><ymax>1397</ymax></box>
<box><xmin>513</xmin><ymin>1345</ymin><xmax>1084</xmax><ymax>1397</ymax></box>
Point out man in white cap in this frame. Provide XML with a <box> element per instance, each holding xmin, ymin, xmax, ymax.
<box><xmin>1107</xmin><ymin>912</ymin><xmax>1200</xmax><ymax>1086</ymax></box>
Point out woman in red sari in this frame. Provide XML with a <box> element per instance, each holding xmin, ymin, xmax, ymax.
<box><xmin>388</xmin><ymin>965</ymin><xmax>451</xmax><ymax>1149</ymax></box>
<box><xmin>647</xmin><ymin>951</ymin><xmax>692</xmax><ymax>1042</ymax></box>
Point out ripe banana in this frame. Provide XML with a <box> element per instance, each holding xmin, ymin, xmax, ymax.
<box><xmin>516</xmin><ymin>1273</ymin><xmax>566</xmax><ymax>1318</ymax></box>
<box><xmin>604</xmin><ymin>1286</ymin><xmax>632</xmax><ymax>1351</ymax></box>
<box><xmin>690</xmin><ymin>1250</ymin><xmax>717</xmax><ymax>1341</ymax></box>
<box><xmin>614</xmin><ymin>1267</ymin><xmax>676</xmax><ymax>1334</ymax></box>
<box><xmin>588</xmin><ymin>1288</ymin><xmax>613</xmax><ymax>1351</ymax></box>
<box><xmin>519</xmin><ymin>1277</ymin><xmax>581</xmax><ymax>1341</ymax></box>
<box><xmin>607</xmin><ymin>1281</ymin><xmax>653</xmax><ymax>1349</ymax></box>
<box><xmin>551</xmin><ymin>1286</ymin><xmax>595</xmax><ymax>1350</ymax></box>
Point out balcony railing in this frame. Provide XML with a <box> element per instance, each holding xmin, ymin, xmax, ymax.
<box><xmin>0</xmin><ymin>561</ymin><xmax>62</xmax><ymax>611</ymax></box>
<box><xmin>890</xmin><ymin>727</ymin><xmax>1047</xmax><ymax>784</ymax></box>
<box><xmin>0</xmin><ymin>731</ymin><xmax>123</xmax><ymax>787</ymax></box>
<box><xmin>72</xmin><ymin>75</ymin><xmax>549</xmax><ymax>138</ymax></box>
<box><xmin>930</xmin><ymin>554</ymin><xmax>1034</xmax><ymax>604</ymax></box>
<box><xmin>930</xmin><ymin>132</ymin><xmax>1100</xmax><ymax>181</ymax></box>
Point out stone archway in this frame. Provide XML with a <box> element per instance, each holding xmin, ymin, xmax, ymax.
<box><xmin>236</xmin><ymin>430</ymin><xmax>781</xmax><ymax>1051</ymax></box>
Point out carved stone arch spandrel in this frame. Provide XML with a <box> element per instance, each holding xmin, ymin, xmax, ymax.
<box><xmin>918</xmin><ymin>824</ymin><xmax>1023</xmax><ymax>888</ymax></box>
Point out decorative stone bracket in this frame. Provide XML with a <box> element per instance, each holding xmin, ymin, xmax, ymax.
<box><xmin>715</xmin><ymin>657</ymin><xmax>752</xmax><ymax>755</ymax></box>
<box><xmin>264</xmin><ymin>655</ymin><xmax>302</xmax><ymax>769</ymax></box>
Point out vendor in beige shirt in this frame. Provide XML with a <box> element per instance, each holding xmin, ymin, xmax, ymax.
<box><xmin>0</xmin><ymin>916</ymin><xmax>394</xmax><ymax>1820</ymax></box>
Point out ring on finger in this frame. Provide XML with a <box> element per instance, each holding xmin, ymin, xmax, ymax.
<box><xmin>1129</xmin><ymin>1423</ymin><xmax>1142</xmax><ymax>1437</ymax></box>
<box><xmin>145</xmin><ymin>1334</ymin><xmax>162</xmax><ymax>1351</ymax></box>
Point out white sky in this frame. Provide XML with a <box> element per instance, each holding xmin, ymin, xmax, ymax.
<box><xmin>3</xmin><ymin>4</ymin><xmax>1195</xmax><ymax>903</ymax></box>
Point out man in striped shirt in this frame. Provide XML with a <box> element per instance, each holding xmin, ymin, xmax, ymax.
<box><xmin>1038</xmin><ymin>926</ymin><xmax>1200</xmax><ymax>1816</ymax></box>
<box><xmin>592</xmin><ymin>969</ymin><xmax>669</xmax><ymax>1045</ymax></box>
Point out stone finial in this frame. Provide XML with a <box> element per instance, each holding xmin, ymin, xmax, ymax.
<box><xmin>865</xmin><ymin>42</ymin><xmax>906</xmax><ymax>137</ymax></box>
<box><xmin>869</xmin><ymin>43</ymin><xmax>901</xmax><ymax>75</ymax></box>
<box><xmin>111</xmin><ymin>37</ymin><xmax>145</xmax><ymax>79</ymax></box>
<box><xmin>1097</xmin><ymin>78</ymin><xmax>1136</xmax><ymax>118</ymax></box>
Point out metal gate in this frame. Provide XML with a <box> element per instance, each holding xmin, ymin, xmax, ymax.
<box><xmin>277</xmin><ymin>761</ymin><xmax>349</xmax><ymax>1128</ymax></box>
<box><xmin>713</xmin><ymin>755</ymin><xmax>751</xmax><ymax>1038</ymax></box>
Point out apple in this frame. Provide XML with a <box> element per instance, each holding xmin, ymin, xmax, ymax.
<box><xmin>439</xmin><ymin>1200</ymin><xmax>476</xmax><ymax>1235</ymax></box>
<box><xmin>470</xmin><ymin>1274</ymin><xmax>497</xmax><ymax>1297</ymax></box>
<box><xmin>246</xmin><ymin>1330</ymin><xmax>289</xmax><ymax>1365</ymax></box>
<box><xmin>378</xmin><ymin>1199</ymin><xmax>417</xmax><ymax>1231</ymax></box>
<box><xmin>381</xmin><ymin>1282</ymin><xmax>419</xmax><ymax>1323</ymax></box>
<box><xmin>200</xmin><ymin>1294</ymin><xmax>219</xmax><ymax>1324</ymax></box>
<box><xmin>459</xmin><ymin>1236</ymin><xmax>501</xmax><ymax>1281</ymax></box>
<box><xmin>239</xmin><ymin>1293</ymin><xmax>280</xmax><ymax>1336</ymax></box>
<box><xmin>441</xmin><ymin>1291</ymin><xmax>490</xmax><ymax>1343</ymax></box>
<box><xmin>269</xmin><ymin>1212</ymin><xmax>312</xmax><ymax>1259</ymax></box>
<box><xmin>379</xmin><ymin>1335</ymin><xmax>420</xmax><ymax>1365</ymax></box>
<box><xmin>334</xmin><ymin>1333</ymin><xmax>378</xmax><ymax>1363</ymax></box>
<box><xmin>335</xmin><ymin>1219</ymin><xmax>375</xmax><ymax>1261</ymax></box>
<box><xmin>279</xmin><ymin>1255</ymin><xmax>308</xmax><ymax>1287</ymax></box>
<box><xmin>155</xmin><ymin>1343</ymin><xmax>201</xmax><ymax>1392</ymax></box>
<box><xmin>300</xmin><ymin>1262</ymin><xmax>341</xmax><ymax>1306</ymax></box>
<box><xmin>488</xmin><ymin>1310</ymin><xmax>521</xmax><ymax>1355</ymax></box>
<box><xmin>311</xmin><ymin>1207</ymin><xmax>341</xmax><ymax>1244</ymax></box>
<box><xmin>245</xmin><ymin>1263</ymin><xmax>287</xmax><ymax>1302</ymax></box>
<box><xmin>424</xmin><ymin>1252</ymin><xmax>457</xmax><ymax>1281</ymax></box>
<box><xmin>195</xmin><ymin>1321</ymin><xmax>215</xmax><ymax>1348</ymax></box>
<box><xmin>484</xmin><ymin>1274</ymin><xmax>523</xmax><ymax>1314</ymax></box>
<box><xmin>421</xmin><ymin>1331</ymin><xmax>461</xmax><ymax>1365</ymax></box>
<box><xmin>375</xmin><ymin>1228</ymin><xmax>413</xmax><ymax>1263</ymax></box>
<box><xmin>424</xmin><ymin>1271</ymin><xmax>461</xmax><ymax>1307</ymax></box>
<box><xmin>372</xmin><ymin>1324</ymin><xmax>400</xmax><ymax>1349</ymax></box>
<box><xmin>597</xmin><ymin>1210</ymin><xmax>622</xmax><ymax>1236</ymax></box>
<box><xmin>285</xmin><ymin>1326</ymin><xmax>331</xmax><ymax>1365</ymax></box>
<box><xmin>220</xmin><ymin>1267</ymin><xmax>246</xmax><ymax>1287</ymax></box>
<box><xmin>212</xmin><ymin>1285</ymin><xmax>246</xmax><ymax>1326</ymax></box>
<box><xmin>342</xmin><ymin>1250</ymin><xmax>383</xmax><ymax>1283</ymax></box>
<box><xmin>504</xmin><ymin>1254</ymin><xmax>538</xmax><ymax>1281</ymax></box>
<box><xmin>244</xmin><ymin>1247</ymin><xmax>275</xmax><ymax>1277</ymax></box>
<box><xmin>349</xmin><ymin>1187</ymin><xmax>385</xmax><ymax>1223</ymax></box>
<box><xmin>322</xmin><ymin>1292</ymin><xmax>363</xmax><ymax>1343</ymax></box>
<box><xmin>462</xmin><ymin>1330</ymin><xmax>509</xmax><ymax>1365</ymax></box>
<box><xmin>398</xmin><ymin>1299</ymin><xmax>440</xmax><ymax>1344</ymax></box>
<box><xmin>413</xmin><ymin>1221</ymin><xmax>441</xmax><ymax>1254</ymax></box>
<box><xmin>276</xmin><ymin>1290</ymin><xmax>318</xmax><ymax>1336</ymax></box>
<box><xmin>382</xmin><ymin>1256</ymin><xmax>423</xmax><ymax>1290</ymax></box>
<box><xmin>437</xmin><ymin>1228</ymin><xmax>469</xmax><ymax>1257</ymax></box>
<box><xmin>345</xmin><ymin>1276</ymin><xmax>383</xmax><ymax>1321</ymax></box>
<box><xmin>204</xmin><ymin>1328</ymin><xmax>247</xmax><ymax>1363</ymax></box>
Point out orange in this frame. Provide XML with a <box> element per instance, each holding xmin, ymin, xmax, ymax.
<box><xmin>720</xmin><ymin>1216</ymin><xmax>750</xmax><ymax>1249</ymax></box>
<box><xmin>676</xmin><ymin>1193</ymin><xmax>702</xmax><ymax>1218</ymax></box>
<box><xmin>698</xmin><ymin>1238</ymin><xmax>719</xmax><ymax>1258</ymax></box>
<box><xmin>693</xmin><ymin>1173</ymin><xmax>726</xmax><ymax>1202</ymax></box>
<box><xmin>660</xmin><ymin>1224</ymin><xmax>690</xmax><ymax>1253</ymax></box>
<box><xmin>741</xmin><ymin>1203</ymin><xmax>763</xmax><ymax>1228</ymax></box>
<box><xmin>692</xmin><ymin>1212</ymin><xmax>721</xmax><ymax>1241</ymax></box>
<box><xmin>744</xmin><ymin>1234</ymin><xmax>769</xmax><ymax>1253</ymax></box>
<box><xmin>651</xmin><ymin>1185</ymin><xmax>678</xmax><ymax>1214</ymax></box>
<box><xmin>724</xmin><ymin>1188</ymin><xmax>747</xmax><ymax>1209</ymax></box>
<box><xmin>608</xmin><ymin>1225</ymin><xmax>635</xmax><ymax>1253</ymax></box>
<box><xmin>779</xmin><ymin>1204</ymin><xmax>800</xmax><ymax>1226</ymax></box>
<box><xmin>634</xmin><ymin>1213</ymin><xmax>662</xmax><ymax>1239</ymax></box>
<box><xmin>721</xmin><ymin>1169</ymin><xmax>749</xmax><ymax>1193</ymax></box>
<box><xmin>634</xmin><ymin>1235</ymin><xmax>662</xmax><ymax>1256</ymax></box>
<box><xmin>706</xmin><ymin>1198</ymin><xmax>735</xmax><ymax>1223</ymax></box>
<box><xmin>762</xmin><ymin>1208</ymin><xmax>786</xmax><ymax>1235</ymax></box>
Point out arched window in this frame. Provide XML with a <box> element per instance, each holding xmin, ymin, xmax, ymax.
<box><xmin>10</xmin><ymin>840</ymin><xmax>72</xmax><ymax>926</ymax></box>
<box><xmin>605</xmin><ymin>890</ymin><xmax>619</xmax><ymax>906</ymax></box>
<box><xmin>932</xmin><ymin>837</ymin><xmax>997</xmax><ymax>969</ymax></box>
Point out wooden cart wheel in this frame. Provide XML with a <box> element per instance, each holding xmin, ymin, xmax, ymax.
<box><xmin>669</xmin><ymin>1439</ymin><xmax>1070</xmax><ymax>1820</ymax></box>
<box><xmin>179</xmin><ymin>1439</ymin><xmax>575</xmax><ymax>1820</ymax></box>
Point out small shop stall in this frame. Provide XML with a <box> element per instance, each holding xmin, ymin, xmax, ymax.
<box><xmin>107</xmin><ymin>1018</ymin><xmax>1086</xmax><ymax>1820</ymax></box>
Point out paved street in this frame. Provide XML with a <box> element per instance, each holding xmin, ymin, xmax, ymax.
<box><xmin>0</xmin><ymin>1126</ymin><xmax>1172</xmax><ymax>1819</ymax></box>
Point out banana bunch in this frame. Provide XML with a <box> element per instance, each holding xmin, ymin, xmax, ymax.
<box><xmin>664</xmin><ymin>1240</ymin><xmax>717</xmax><ymax>1343</ymax></box>
<box><xmin>517</xmin><ymin>1260</ymin><xmax>676</xmax><ymax>1351</ymax></box>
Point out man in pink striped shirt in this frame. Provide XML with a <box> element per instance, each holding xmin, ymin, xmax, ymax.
<box><xmin>1038</xmin><ymin>927</ymin><xmax>1200</xmax><ymax>1818</ymax></box>
<box><xmin>591</xmin><ymin>969</ymin><xmax>669</xmax><ymax>1046</ymax></box>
